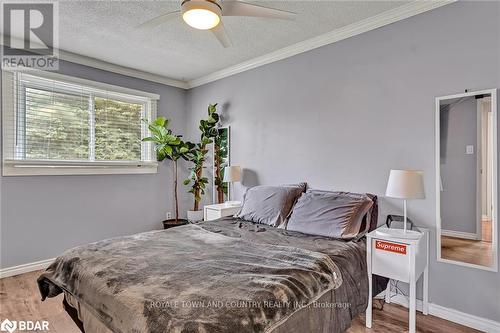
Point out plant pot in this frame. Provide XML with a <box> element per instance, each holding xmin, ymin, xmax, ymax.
<box><xmin>162</xmin><ymin>219</ymin><xmax>188</xmax><ymax>230</ymax></box>
<box><xmin>187</xmin><ymin>210</ymin><xmax>204</xmax><ymax>223</ymax></box>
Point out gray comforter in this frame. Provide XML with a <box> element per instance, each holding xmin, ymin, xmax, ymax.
<box><xmin>38</xmin><ymin>218</ymin><xmax>370</xmax><ymax>333</ymax></box>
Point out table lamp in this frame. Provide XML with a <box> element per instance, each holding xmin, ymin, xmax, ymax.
<box><xmin>384</xmin><ymin>169</ymin><xmax>425</xmax><ymax>239</ymax></box>
<box><xmin>223</xmin><ymin>165</ymin><xmax>242</xmax><ymax>205</ymax></box>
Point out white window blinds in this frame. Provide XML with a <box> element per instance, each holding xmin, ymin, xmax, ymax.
<box><xmin>2</xmin><ymin>70</ymin><xmax>159</xmax><ymax>176</ymax></box>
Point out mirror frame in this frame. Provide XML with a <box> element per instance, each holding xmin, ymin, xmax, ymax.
<box><xmin>435</xmin><ymin>89</ymin><xmax>498</xmax><ymax>272</ymax></box>
<box><xmin>212</xmin><ymin>126</ymin><xmax>231</xmax><ymax>203</ymax></box>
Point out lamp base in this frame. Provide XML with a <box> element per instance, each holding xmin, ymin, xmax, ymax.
<box><xmin>375</xmin><ymin>227</ymin><xmax>421</xmax><ymax>239</ymax></box>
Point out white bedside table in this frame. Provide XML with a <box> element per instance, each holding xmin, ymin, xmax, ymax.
<box><xmin>365</xmin><ymin>225</ymin><xmax>429</xmax><ymax>333</ymax></box>
<box><xmin>204</xmin><ymin>203</ymin><xmax>242</xmax><ymax>221</ymax></box>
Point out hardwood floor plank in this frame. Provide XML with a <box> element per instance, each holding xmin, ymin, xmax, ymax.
<box><xmin>482</xmin><ymin>219</ymin><xmax>492</xmax><ymax>242</ymax></box>
<box><xmin>0</xmin><ymin>271</ymin><xmax>480</xmax><ymax>333</ymax></box>
<box><xmin>441</xmin><ymin>236</ymin><xmax>493</xmax><ymax>267</ymax></box>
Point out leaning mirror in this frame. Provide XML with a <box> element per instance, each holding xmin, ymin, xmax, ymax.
<box><xmin>212</xmin><ymin>126</ymin><xmax>230</xmax><ymax>204</ymax></box>
<box><xmin>436</xmin><ymin>89</ymin><xmax>498</xmax><ymax>271</ymax></box>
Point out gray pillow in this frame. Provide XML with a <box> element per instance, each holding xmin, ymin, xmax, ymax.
<box><xmin>308</xmin><ymin>190</ymin><xmax>375</xmax><ymax>234</ymax></box>
<box><xmin>236</xmin><ymin>183</ymin><xmax>306</xmax><ymax>227</ymax></box>
<box><xmin>286</xmin><ymin>191</ymin><xmax>373</xmax><ymax>239</ymax></box>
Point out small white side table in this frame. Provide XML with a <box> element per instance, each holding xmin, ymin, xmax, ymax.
<box><xmin>365</xmin><ymin>226</ymin><xmax>429</xmax><ymax>333</ymax></box>
<box><xmin>204</xmin><ymin>203</ymin><xmax>242</xmax><ymax>221</ymax></box>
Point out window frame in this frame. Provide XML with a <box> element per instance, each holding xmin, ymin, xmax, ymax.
<box><xmin>2</xmin><ymin>69</ymin><xmax>159</xmax><ymax>176</ymax></box>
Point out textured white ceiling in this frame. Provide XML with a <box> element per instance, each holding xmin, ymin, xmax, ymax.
<box><xmin>56</xmin><ymin>0</ymin><xmax>408</xmax><ymax>81</ymax></box>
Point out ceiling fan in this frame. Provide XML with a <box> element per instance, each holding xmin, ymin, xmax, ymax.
<box><xmin>137</xmin><ymin>0</ymin><xmax>296</xmax><ymax>48</ymax></box>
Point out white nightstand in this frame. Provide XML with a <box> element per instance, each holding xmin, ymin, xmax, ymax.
<box><xmin>204</xmin><ymin>203</ymin><xmax>242</xmax><ymax>221</ymax></box>
<box><xmin>366</xmin><ymin>226</ymin><xmax>429</xmax><ymax>333</ymax></box>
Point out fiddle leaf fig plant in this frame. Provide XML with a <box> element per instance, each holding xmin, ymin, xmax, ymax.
<box><xmin>143</xmin><ymin>117</ymin><xmax>192</xmax><ymax>222</ymax></box>
<box><xmin>184</xmin><ymin>143</ymin><xmax>209</xmax><ymax>206</ymax></box>
<box><xmin>184</xmin><ymin>103</ymin><xmax>220</xmax><ymax>211</ymax></box>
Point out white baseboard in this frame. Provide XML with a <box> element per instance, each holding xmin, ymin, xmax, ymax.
<box><xmin>441</xmin><ymin>229</ymin><xmax>479</xmax><ymax>240</ymax></box>
<box><xmin>385</xmin><ymin>293</ymin><xmax>500</xmax><ymax>333</ymax></box>
<box><xmin>0</xmin><ymin>258</ymin><xmax>54</xmax><ymax>279</ymax></box>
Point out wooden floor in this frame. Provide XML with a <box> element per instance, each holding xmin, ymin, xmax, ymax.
<box><xmin>0</xmin><ymin>271</ymin><xmax>77</xmax><ymax>333</ymax></box>
<box><xmin>0</xmin><ymin>271</ymin><xmax>479</xmax><ymax>333</ymax></box>
<box><xmin>482</xmin><ymin>219</ymin><xmax>492</xmax><ymax>242</ymax></box>
<box><xmin>441</xmin><ymin>236</ymin><xmax>493</xmax><ymax>267</ymax></box>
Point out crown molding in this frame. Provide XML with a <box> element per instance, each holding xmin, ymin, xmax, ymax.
<box><xmin>1</xmin><ymin>1</ymin><xmax>453</xmax><ymax>90</ymax></box>
<box><xmin>0</xmin><ymin>36</ymin><xmax>189</xmax><ymax>89</ymax></box>
<box><xmin>187</xmin><ymin>0</ymin><xmax>455</xmax><ymax>89</ymax></box>
<box><xmin>59</xmin><ymin>50</ymin><xmax>190</xmax><ymax>89</ymax></box>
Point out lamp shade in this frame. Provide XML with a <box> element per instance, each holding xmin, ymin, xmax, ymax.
<box><xmin>223</xmin><ymin>166</ymin><xmax>242</xmax><ymax>182</ymax></box>
<box><xmin>385</xmin><ymin>169</ymin><xmax>425</xmax><ymax>199</ymax></box>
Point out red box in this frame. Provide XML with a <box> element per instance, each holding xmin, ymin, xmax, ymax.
<box><xmin>375</xmin><ymin>240</ymin><xmax>407</xmax><ymax>255</ymax></box>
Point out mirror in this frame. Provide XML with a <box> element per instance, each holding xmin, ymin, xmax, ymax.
<box><xmin>212</xmin><ymin>126</ymin><xmax>230</xmax><ymax>204</ymax></box>
<box><xmin>436</xmin><ymin>89</ymin><xmax>498</xmax><ymax>271</ymax></box>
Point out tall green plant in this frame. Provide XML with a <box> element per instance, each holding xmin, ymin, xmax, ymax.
<box><xmin>184</xmin><ymin>104</ymin><xmax>220</xmax><ymax>211</ymax></box>
<box><xmin>143</xmin><ymin>117</ymin><xmax>191</xmax><ymax>221</ymax></box>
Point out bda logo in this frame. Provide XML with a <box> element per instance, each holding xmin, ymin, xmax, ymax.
<box><xmin>0</xmin><ymin>319</ymin><xmax>17</xmax><ymax>333</ymax></box>
<box><xmin>0</xmin><ymin>319</ymin><xmax>49</xmax><ymax>332</ymax></box>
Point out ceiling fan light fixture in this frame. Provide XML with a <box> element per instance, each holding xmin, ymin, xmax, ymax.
<box><xmin>182</xmin><ymin>0</ymin><xmax>221</xmax><ymax>30</ymax></box>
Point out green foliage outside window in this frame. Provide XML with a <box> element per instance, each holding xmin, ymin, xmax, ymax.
<box><xmin>25</xmin><ymin>88</ymin><xmax>89</xmax><ymax>160</ymax></box>
<box><xmin>94</xmin><ymin>97</ymin><xmax>142</xmax><ymax>161</ymax></box>
<box><xmin>24</xmin><ymin>87</ymin><xmax>144</xmax><ymax>162</ymax></box>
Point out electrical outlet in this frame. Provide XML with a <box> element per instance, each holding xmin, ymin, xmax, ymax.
<box><xmin>166</xmin><ymin>212</ymin><xmax>172</xmax><ymax>220</ymax></box>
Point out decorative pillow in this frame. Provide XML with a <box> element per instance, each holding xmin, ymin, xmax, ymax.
<box><xmin>236</xmin><ymin>183</ymin><xmax>306</xmax><ymax>227</ymax></box>
<box><xmin>286</xmin><ymin>190</ymin><xmax>373</xmax><ymax>239</ymax></box>
<box><xmin>308</xmin><ymin>190</ymin><xmax>377</xmax><ymax>234</ymax></box>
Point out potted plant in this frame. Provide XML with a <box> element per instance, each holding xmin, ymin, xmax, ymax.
<box><xmin>143</xmin><ymin>117</ymin><xmax>192</xmax><ymax>228</ymax></box>
<box><xmin>184</xmin><ymin>104</ymin><xmax>220</xmax><ymax>222</ymax></box>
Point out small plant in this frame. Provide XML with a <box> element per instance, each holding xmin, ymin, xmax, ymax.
<box><xmin>143</xmin><ymin>117</ymin><xmax>192</xmax><ymax>222</ymax></box>
<box><xmin>184</xmin><ymin>104</ymin><xmax>220</xmax><ymax>211</ymax></box>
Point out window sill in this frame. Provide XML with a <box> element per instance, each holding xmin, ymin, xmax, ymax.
<box><xmin>2</xmin><ymin>159</ymin><xmax>158</xmax><ymax>176</ymax></box>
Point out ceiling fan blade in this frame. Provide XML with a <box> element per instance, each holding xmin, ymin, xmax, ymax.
<box><xmin>211</xmin><ymin>22</ymin><xmax>232</xmax><ymax>48</ymax></box>
<box><xmin>136</xmin><ymin>10</ymin><xmax>180</xmax><ymax>30</ymax></box>
<box><xmin>221</xmin><ymin>1</ymin><xmax>295</xmax><ymax>20</ymax></box>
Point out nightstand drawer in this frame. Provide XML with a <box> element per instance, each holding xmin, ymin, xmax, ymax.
<box><xmin>204</xmin><ymin>205</ymin><xmax>241</xmax><ymax>221</ymax></box>
<box><xmin>371</xmin><ymin>239</ymin><xmax>411</xmax><ymax>283</ymax></box>
<box><xmin>205</xmin><ymin>209</ymin><xmax>221</xmax><ymax>221</ymax></box>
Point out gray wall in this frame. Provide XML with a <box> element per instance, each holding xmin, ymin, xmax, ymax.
<box><xmin>186</xmin><ymin>1</ymin><xmax>500</xmax><ymax>321</ymax></box>
<box><xmin>0</xmin><ymin>60</ymin><xmax>188</xmax><ymax>268</ymax></box>
<box><xmin>440</xmin><ymin>97</ymin><xmax>478</xmax><ymax>233</ymax></box>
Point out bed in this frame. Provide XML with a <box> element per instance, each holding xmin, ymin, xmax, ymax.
<box><xmin>38</xmin><ymin>190</ymin><xmax>387</xmax><ymax>333</ymax></box>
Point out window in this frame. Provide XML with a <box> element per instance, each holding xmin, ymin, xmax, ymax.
<box><xmin>2</xmin><ymin>70</ymin><xmax>159</xmax><ymax>175</ymax></box>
